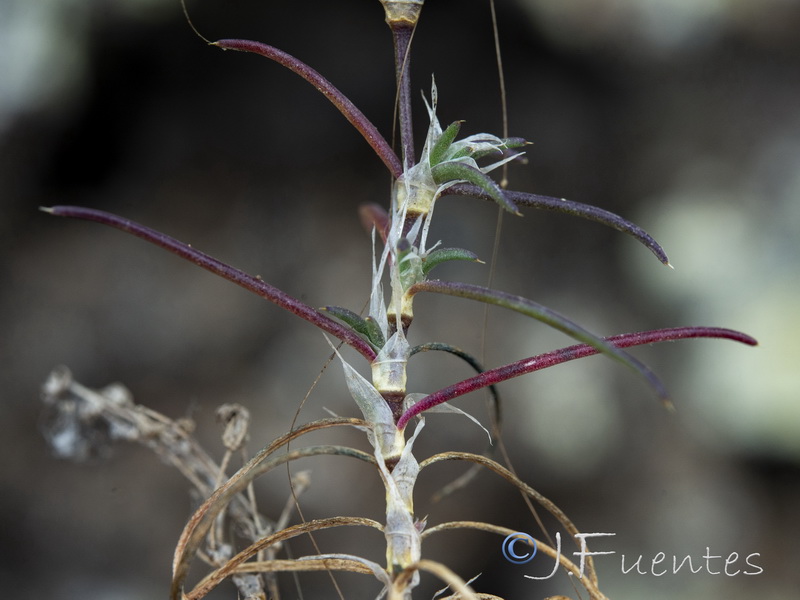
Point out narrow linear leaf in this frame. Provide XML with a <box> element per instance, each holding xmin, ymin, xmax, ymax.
<box><xmin>186</xmin><ymin>516</ymin><xmax>384</xmax><ymax>599</ymax></box>
<box><xmin>228</xmin><ymin>557</ymin><xmax>376</xmax><ymax>576</ymax></box>
<box><xmin>431</xmin><ymin>162</ymin><xmax>520</xmax><ymax>215</ymax></box>
<box><xmin>398</xmin><ymin>326</ymin><xmax>757</xmax><ymax>428</ymax></box>
<box><xmin>407</xmin><ymin>279</ymin><xmax>670</xmax><ymax>406</ymax></box>
<box><xmin>429</xmin><ymin>121</ymin><xmax>463</xmax><ymax>166</ymax></box>
<box><xmin>422</xmin><ymin>247</ymin><xmax>481</xmax><ymax>275</ymax></box>
<box><xmin>448</xmin><ymin>146</ymin><xmax>472</xmax><ymax>161</ymax></box>
<box><xmin>43</xmin><ymin>206</ymin><xmax>377</xmax><ymax>361</ymax></box>
<box><xmin>364</xmin><ymin>317</ymin><xmax>387</xmax><ymax>350</ymax></box>
<box><xmin>213</xmin><ymin>38</ymin><xmax>402</xmax><ymax>179</ymax></box>
<box><xmin>322</xmin><ymin>306</ymin><xmax>386</xmax><ymax>348</ymax></box>
<box><xmin>501</xmin><ymin>137</ymin><xmax>528</xmax><ymax>149</ymax></box>
<box><xmin>446</xmin><ymin>183</ymin><xmax>670</xmax><ymax>265</ymax></box>
<box><xmin>322</xmin><ymin>305</ymin><xmax>368</xmax><ymax>330</ymax></box>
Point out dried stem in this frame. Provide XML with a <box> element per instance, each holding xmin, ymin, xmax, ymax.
<box><xmin>186</xmin><ymin>517</ymin><xmax>384</xmax><ymax>600</ymax></box>
<box><xmin>171</xmin><ymin>440</ymin><xmax>375</xmax><ymax>600</ymax></box>
<box><xmin>423</xmin><ymin>521</ymin><xmax>609</xmax><ymax>599</ymax></box>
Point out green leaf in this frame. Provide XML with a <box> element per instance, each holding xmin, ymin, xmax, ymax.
<box><xmin>422</xmin><ymin>247</ymin><xmax>480</xmax><ymax>275</ymax></box>
<box><xmin>429</xmin><ymin>121</ymin><xmax>463</xmax><ymax>166</ymax></box>
<box><xmin>431</xmin><ymin>162</ymin><xmax>520</xmax><ymax>215</ymax></box>
<box><xmin>501</xmin><ymin>136</ymin><xmax>528</xmax><ymax>149</ymax></box>
<box><xmin>448</xmin><ymin>146</ymin><xmax>472</xmax><ymax>161</ymax></box>
<box><xmin>363</xmin><ymin>317</ymin><xmax>386</xmax><ymax>349</ymax></box>
<box><xmin>321</xmin><ymin>306</ymin><xmax>385</xmax><ymax>349</ymax></box>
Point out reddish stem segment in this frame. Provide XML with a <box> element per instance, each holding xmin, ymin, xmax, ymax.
<box><xmin>214</xmin><ymin>38</ymin><xmax>402</xmax><ymax>180</ymax></box>
<box><xmin>390</xmin><ymin>24</ymin><xmax>415</xmax><ymax>171</ymax></box>
<box><xmin>43</xmin><ymin>206</ymin><xmax>377</xmax><ymax>362</ymax></box>
<box><xmin>397</xmin><ymin>327</ymin><xmax>757</xmax><ymax>428</ymax></box>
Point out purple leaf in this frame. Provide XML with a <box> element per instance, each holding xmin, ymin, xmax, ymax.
<box><xmin>397</xmin><ymin>327</ymin><xmax>757</xmax><ymax>428</ymax></box>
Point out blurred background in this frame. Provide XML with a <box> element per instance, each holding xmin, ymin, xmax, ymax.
<box><xmin>2</xmin><ymin>0</ymin><xmax>799</xmax><ymax>598</ymax></box>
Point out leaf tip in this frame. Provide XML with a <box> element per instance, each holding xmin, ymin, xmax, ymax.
<box><xmin>501</xmin><ymin>194</ymin><xmax>522</xmax><ymax>217</ymax></box>
<box><xmin>739</xmin><ymin>333</ymin><xmax>759</xmax><ymax>347</ymax></box>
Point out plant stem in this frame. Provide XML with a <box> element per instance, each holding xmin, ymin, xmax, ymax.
<box><xmin>391</xmin><ymin>24</ymin><xmax>415</xmax><ymax>170</ymax></box>
<box><xmin>380</xmin><ymin>1</ymin><xmax>424</xmax><ymax>171</ymax></box>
